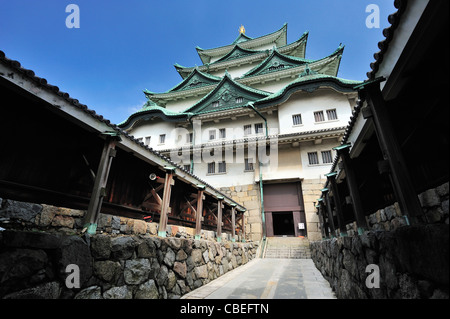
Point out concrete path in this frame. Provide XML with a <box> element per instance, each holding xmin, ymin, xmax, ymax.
<box><xmin>182</xmin><ymin>258</ymin><xmax>336</xmax><ymax>299</ymax></box>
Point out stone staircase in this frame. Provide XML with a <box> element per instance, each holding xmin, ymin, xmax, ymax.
<box><xmin>263</xmin><ymin>237</ymin><xmax>311</xmax><ymax>259</ymax></box>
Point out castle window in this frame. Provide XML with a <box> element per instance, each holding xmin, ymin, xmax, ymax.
<box><xmin>326</xmin><ymin>109</ymin><xmax>338</xmax><ymax>120</ymax></box>
<box><xmin>245</xmin><ymin>158</ymin><xmax>254</xmax><ymax>171</ymax></box>
<box><xmin>268</xmin><ymin>64</ymin><xmax>285</xmax><ymax>72</ymax></box>
<box><xmin>255</xmin><ymin>123</ymin><xmax>264</xmax><ymax>134</ymax></box>
<box><xmin>159</xmin><ymin>134</ymin><xmax>166</xmax><ymax>144</ymax></box>
<box><xmin>207</xmin><ymin>162</ymin><xmax>215</xmax><ymax>174</ymax></box>
<box><xmin>322</xmin><ymin>150</ymin><xmax>333</xmax><ymax>164</ymax></box>
<box><xmin>218</xmin><ymin>161</ymin><xmax>227</xmax><ymax>173</ymax></box>
<box><xmin>244</xmin><ymin>124</ymin><xmax>252</xmax><ymax>136</ymax></box>
<box><xmin>212</xmin><ymin>101</ymin><xmax>219</xmax><ymax>108</ymax></box>
<box><xmin>209</xmin><ymin>130</ymin><xmax>216</xmax><ymax>140</ymax></box>
<box><xmin>186</xmin><ymin>133</ymin><xmax>193</xmax><ymax>144</ymax></box>
<box><xmin>219</xmin><ymin>128</ymin><xmax>226</xmax><ymax>139</ymax></box>
<box><xmin>314</xmin><ymin>111</ymin><xmax>325</xmax><ymax>122</ymax></box>
<box><xmin>144</xmin><ymin>136</ymin><xmax>151</xmax><ymax>146</ymax></box>
<box><xmin>235</xmin><ymin>97</ymin><xmax>243</xmax><ymax>103</ymax></box>
<box><xmin>292</xmin><ymin>114</ymin><xmax>302</xmax><ymax>126</ymax></box>
<box><xmin>308</xmin><ymin>152</ymin><xmax>319</xmax><ymax>165</ymax></box>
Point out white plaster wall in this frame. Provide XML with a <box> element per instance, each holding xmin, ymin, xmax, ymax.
<box><xmin>195</xmin><ymin>112</ymin><xmax>279</xmax><ymax>145</ymax></box>
<box><xmin>164</xmin><ymin>96</ymin><xmax>204</xmax><ymax>113</ymax></box>
<box><xmin>193</xmin><ymin>160</ymin><xmax>256</xmax><ymax>188</ymax></box>
<box><xmin>130</xmin><ymin>121</ymin><xmax>182</xmax><ymax>150</ymax></box>
<box><xmin>298</xmin><ymin>139</ymin><xmax>339</xmax><ymax>180</ymax></box>
<box><xmin>277</xmin><ymin>89</ymin><xmax>353</xmax><ymax>135</ymax></box>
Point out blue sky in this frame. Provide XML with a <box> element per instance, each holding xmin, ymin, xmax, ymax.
<box><xmin>0</xmin><ymin>0</ymin><xmax>395</xmax><ymax>124</ymax></box>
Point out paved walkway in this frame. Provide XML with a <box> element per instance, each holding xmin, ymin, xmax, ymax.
<box><xmin>182</xmin><ymin>258</ymin><xmax>336</xmax><ymax>299</ymax></box>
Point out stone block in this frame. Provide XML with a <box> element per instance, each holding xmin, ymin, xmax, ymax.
<box><xmin>419</xmin><ymin>189</ymin><xmax>440</xmax><ymax>207</ymax></box>
<box><xmin>93</xmin><ymin>260</ymin><xmax>121</xmax><ymax>283</ymax></box>
<box><xmin>91</xmin><ymin>234</ymin><xmax>111</xmax><ymax>259</ymax></box>
<box><xmin>103</xmin><ymin>285</ymin><xmax>132</xmax><ymax>299</ymax></box>
<box><xmin>51</xmin><ymin>215</ymin><xmax>74</xmax><ymax>228</ymax></box>
<box><xmin>124</xmin><ymin>258</ymin><xmax>150</xmax><ymax>285</ymax></box>
<box><xmin>133</xmin><ymin>220</ymin><xmax>147</xmax><ymax>235</ymax></box>
<box><xmin>135</xmin><ymin>279</ymin><xmax>159</xmax><ymax>299</ymax></box>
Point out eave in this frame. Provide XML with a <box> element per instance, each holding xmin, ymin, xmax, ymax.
<box><xmin>175</xmin><ymin>31</ymin><xmax>308</xmax><ymax>79</ymax></box>
<box><xmin>253</xmin><ymin>74</ymin><xmax>362</xmax><ymax>109</ymax></box>
<box><xmin>196</xmin><ymin>23</ymin><xmax>288</xmax><ymax>64</ymax></box>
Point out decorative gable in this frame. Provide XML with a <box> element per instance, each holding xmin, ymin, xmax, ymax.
<box><xmin>213</xmin><ymin>45</ymin><xmax>260</xmax><ymax>64</ymax></box>
<box><xmin>242</xmin><ymin>49</ymin><xmax>310</xmax><ymax>78</ymax></box>
<box><xmin>184</xmin><ymin>73</ymin><xmax>270</xmax><ymax>115</ymax></box>
<box><xmin>168</xmin><ymin>69</ymin><xmax>221</xmax><ymax>92</ymax></box>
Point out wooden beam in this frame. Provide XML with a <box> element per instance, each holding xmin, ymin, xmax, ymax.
<box><xmin>194</xmin><ymin>186</ymin><xmax>205</xmax><ymax>240</ymax></box>
<box><xmin>335</xmin><ymin>145</ymin><xmax>368</xmax><ymax>233</ymax></box>
<box><xmin>231</xmin><ymin>206</ymin><xmax>236</xmax><ymax>242</ymax></box>
<box><xmin>216</xmin><ymin>198</ymin><xmax>224</xmax><ymax>242</ymax></box>
<box><xmin>84</xmin><ymin>137</ymin><xmax>116</xmax><ymax>235</ymax></box>
<box><xmin>158</xmin><ymin>169</ymin><xmax>175</xmax><ymax>237</ymax></box>
<box><xmin>326</xmin><ymin>172</ymin><xmax>347</xmax><ymax>236</ymax></box>
<box><xmin>322</xmin><ymin>189</ymin><xmax>336</xmax><ymax>237</ymax></box>
<box><xmin>363</xmin><ymin>82</ymin><xmax>422</xmax><ymax>225</ymax></box>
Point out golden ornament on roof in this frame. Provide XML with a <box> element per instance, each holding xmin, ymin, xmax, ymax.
<box><xmin>239</xmin><ymin>25</ymin><xmax>245</xmax><ymax>34</ymax></box>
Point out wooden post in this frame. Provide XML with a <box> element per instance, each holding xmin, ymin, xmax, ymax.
<box><xmin>84</xmin><ymin>137</ymin><xmax>116</xmax><ymax>235</ymax></box>
<box><xmin>334</xmin><ymin>144</ymin><xmax>368</xmax><ymax>234</ymax></box>
<box><xmin>158</xmin><ymin>167</ymin><xmax>175</xmax><ymax>237</ymax></box>
<box><xmin>362</xmin><ymin>82</ymin><xmax>422</xmax><ymax>225</ymax></box>
<box><xmin>231</xmin><ymin>205</ymin><xmax>236</xmax><ymax>242</ymax></box>
<box><xmin>317</xmin><ymin>199</ymin><xmax>329</xmax><ymax>238</ymax></box>
<box><xmin>240</xmin><ymin>211</ymin><xmax>246</xmax><ymax>242</ymax></box>
<box><xmin>194</xmin><ymin>185</ymin><xmax>205</xmax><ymax>240</ymax></box>
<box><xmin>326</xmin><ymin>172</ymin><xmax>347</xmax><ymax>236</ymax></box>
<box><xmin>216</xmin><ymin>197</ymin><xmax>224</xmax><ymax>242</ymax></box>
<box><xmin>322</xmin><ymin>189</ymin><xmax>336</xmax><ymax>237</ymax></box>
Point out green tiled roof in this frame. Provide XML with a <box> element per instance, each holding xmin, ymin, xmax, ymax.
<box><xmin>240</xmin><ymin>48</ymin><xmax>313</xmax><ymax>78</ymax></box>
<box><xmin>162</xmin><ymin>68</ymin><xmax>221</xmax><ymax>93</ymax></box>
<box><xmin>254</xmin><ymin>73</ymin><xmax>363</xmax><ymax>107</ymax></box>
<box><xmin>183</xmin><ymin>72</ymin><xmax>271</xmax><ymax>115</ymax></box>
<box><xmin>118</xmin><ymin>100</ymin><xmax>192</xmax><ymax>128</ymax></box>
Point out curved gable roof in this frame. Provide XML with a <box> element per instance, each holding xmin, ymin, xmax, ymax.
<box><xmin>184</xmin><ymin>72</ymin><xmax>271</xmax><ymax>115</ymax></box>
<box><xmin>196</xmin><ymin>23</ymin><xmax>288</xmax><ymax>64</ymax></box>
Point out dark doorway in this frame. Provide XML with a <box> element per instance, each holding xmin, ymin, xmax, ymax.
<box><xmin>272</xmin><ymin>212</ymin><xmax>295</xmax><ymax>236</ymax></box>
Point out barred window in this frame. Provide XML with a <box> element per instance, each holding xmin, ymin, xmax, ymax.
<box><xmin>308</xmin><ymin>152</ymin><xmax>319</xmax><ymax>165</ymax></box>
<box><xmin>186</xmin><ymin>133</ymin><xmax>193</xmax><ymax>144</ymax></box>
<box><xmin>183</xmin><ymin>164</ymin><xmax>191</xmax><ymax>172</ymax></box>
<box><xmin>292</xmin><ymin>114</ymin><xmax>302</xmax><ymax>125</ymax></box>
<box><xmin>326</xmin><ymin>109</ymin><xmax>338</xmax><ymax>120</ymax></box>
<box><xmin>255</xmin><ymin>123</ymin><xmax>264</xmax><ymax>134</ymax></box>
<box><xmin>244</xmin><ymin>124</ymin><xmax>252</xmax><ymax>136</ymax></box>
<box><xmin>314</xmin><ymin>111</ymin><xmax>325</xmax><ymax>122</ymax></box>
<box><xmin>219</xmin><ymin>128</ymin><xmax>226</xmax><ymax>139</ymax></box>
<box><xmin>245</xmin><ymin>158</ymin><xmax>254</xmax><ymax>171</ymax></box>
<box><xmin>212</xmin><ymin>101</ymin><xmax>219</xmax><ymax>108</ymax></box>
<box><xmin>209</xmin><ymin>130</ymin><xmax>216</xmax><ymax>140</ymax></box>
<box><xmin>144</xmin><ymin>136</ymin><xmax>151</xmax><ymax>146</ymax></box>
<box><xmin>218</xmin><ymin>161</ymin><xmax>226</xmax><ymax>173</ymax></box>
<box><xmin>235</xmin><ymin>97</ymin><xmax>243</xmax><ymax>103</ymax></box>
<box><xmin>322</xmin><ymin>150</ymin><xmax>333</xmax><ymax>164</ymax></box>
<box><xmin>159</xmin><ymin>134</ymin><xmax>166</xmax><ymax>144</ymax></box>
<box><xmin>207</xmin><ymin>162</ymin><xmax>215</xmax><ymax>174</ymax></box>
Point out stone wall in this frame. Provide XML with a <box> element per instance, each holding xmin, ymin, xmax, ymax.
<box><xmin>301</xmin><ymin>178</ymin><xmax>325</xmax><ymax>241</ymax></box>
<box><xmin>310</xmin><ymin>224</ymin><xmax>449</xmax><ymax>299</ymax></box>
<box><xmin>219</xmin><ymin>184</ymin><xmax>262</xmax><ymax>242</ymax></box>
<box><xmin>0</xmin><ymin>198</ymin><xmax>239</xmax><ymax>241</ymax></box>
<box><xmin>343</xmin><ymin>182</ymin><xmax>449</xmax><ymax>236</ymax></box>
<box><xmin>0</xmin><ymin>229</ymin><xmax>258</xmax><ymax>299</ymax></box>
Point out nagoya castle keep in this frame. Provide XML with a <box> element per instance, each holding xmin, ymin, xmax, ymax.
<box><xmin>119</xmin><ymin>24</ymin><xmax>362</xmax><ymax>241</ymax></box>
